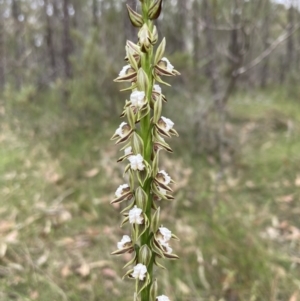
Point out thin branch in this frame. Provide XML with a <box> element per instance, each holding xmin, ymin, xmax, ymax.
<box><xmin>199</xmin><ymin>19</ymin><xmax>243</xmax><ymax>31</ymax></box>
<box><xmin>234</xmin><ymin>23</ymin><xmax>300</xmax><ymax>76</ymax></box>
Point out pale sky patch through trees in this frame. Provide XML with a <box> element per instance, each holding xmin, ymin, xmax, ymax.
<box><xmin>273</xmin><ymin>0</ymin><xmax>300</xmax><ymax>9</ymax></box>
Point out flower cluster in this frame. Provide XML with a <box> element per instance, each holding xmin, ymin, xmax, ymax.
<box><xmin>110</xmin><ymin>1</ymin><xmax>180</xmax><ymax>300</ymax></box>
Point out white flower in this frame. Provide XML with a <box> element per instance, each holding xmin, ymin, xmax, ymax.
<box><xmin>128</xmin><ymin>154</ymin><xmax>145</xmax><ymax>171</ymax></box>
<box><xmin>157</xmin><ymin>295</ymin><xmax>170</xmax><ymax>301</ymax></box>
<box><xmin>124</xmin><ymin>146</ymin><xmax>132</xmax><ymax>156</ymax></box>
<box><xmin>155</xmin><ymin>187</ymin><xmax>167</xmax><ymax>201</ymax></box>
<box><xmin>115</xmin><ymin>122</ymin><xmax>128</xmax><ymax>138</ymax></box>
<box><xmin>115</xmin><ymin>184</ymin><xmax>129</xmax><ymax>198</ymax></box>
<box><xmin>153</xmin><ymin>84</ymin><xmax>162</xmax><ymax>94</ymax></box>
<box><xmin>129</xmin><ymin>205</ymin><xmax>143</xmax><ymax>224</ymax></box>
<box><xmin>119</xmin><ymin>65</ymin><xmax>131</xmax><ymax>77</ymax></box>
<box><xmin>130</xmin><ymin>90</ymin><xmax>145</xmax><ymax>109</ymax></box>
<box><xmin>159</xmin><ymin>227</ymin><xmax>172</xmax><ymax>242</ymax></box>
<box><xmin>158</xmin><ymin>170</ymin><xmax>171</xmax><ymax>185</ymax></box>
<box><xmin>161</xmin><ymin>242</ymin><xmax>173</xmax><ymax>254</ymax></box>
<box><xmin>161</xmin><ymin>116</ymin><xmax>174</xmax><ymax>132</ymax></box>
<box><xmin>161</xmin><ymin>57</ymin><xmax>174</xmax><ymax>73</ymax></box>
<box><xmin>117</xmin><ymin>235</ymin><xmax>131</xmax><ymax>250</ymax></box>
<box><xmin>158</xmin><ymin>187</ymin><xmax>167</xmax><ymax>196</ymax></box>
<box><xmin>131</xmin><ymin>263</ymin><xmax>147</xmax><ymax>281</ymax></box>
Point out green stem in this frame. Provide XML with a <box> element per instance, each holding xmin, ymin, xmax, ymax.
<box><xmin>140</xmin><ymin>1</ymin><xmax>154</xmax><ymax>301</ymax></box>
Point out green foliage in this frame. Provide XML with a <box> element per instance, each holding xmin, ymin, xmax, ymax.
<box><xmin>3</xmin><ymin>84</ymin><xmax>37</xmax><ymax>104</ymax></box>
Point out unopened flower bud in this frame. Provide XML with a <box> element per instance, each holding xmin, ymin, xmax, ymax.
<box><xmin>138</xmin><ymin>24</ymin><xmax>152</xmax><ymax>52</ymax></box>
<box><xmin>150</xmin><ymin>279</ymin><xmax>158</xmax><ymax>301</ymax></box>
<box><xmin>151</xmin><ymin>207</ymin><xmax>160</xmax><ymax>233</ymax></box>
<box><xmin>126</xmin><ymin>106</ymin><xmax>137</xmax><ymax>128</ymax></box>
<box><xmin>126</xmin><ymin>40</ymin><xmax>141</xmax><ymax>56</ymax></box>
<box><xmin>135</xmin><ymin>187</ymin><xmax>148</xmax><ymax>212</ymax></box>
<box><xmin>125</xmin><ymin>41</ymin><xmax>141</xmax><ymax>65</ymax></box>
<box><xmin>154</xmin><ymin>38</ymin><xmax>166</xmax><ymax>65</ymax></box>
<box><xmin>153</xmin><ymin>95</ymin><xmax>162</xmax><ymax>124</ymax></box>
<box><xmin>126</xmin><ymin>4</ymin><xmax>143</xmax><ymax>28</ymax></box>
<box><xmin>137</xmin><ymin>68</ymin><xmax>149</xmax><ymax>93</ymax></box>
<box><xmin>131</xmin><ymin>132</ymin><xmax>144</xmax><ymax>155</ymax></box>
<box><xmin>138</xmin><ymin>244</ymin><xmax>152</xmax><ymax>266</ymax></box>
<box><xmin>148</xmin><ymin>0</ymin><xmax>163</xmax><ymax>20</ymax></box>
<box><xmin>151</xmin><ymin>26</ymin><xmax>158</xmax><ymax>44</ymax></box>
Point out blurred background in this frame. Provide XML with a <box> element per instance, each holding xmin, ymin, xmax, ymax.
<box><xmin>0</xmin><ymin>0</ymin><xmax>300</xmax><ymax>300</ymax></box>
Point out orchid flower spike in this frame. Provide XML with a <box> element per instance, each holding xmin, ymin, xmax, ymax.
<box><xmin>110</xmin><ymin>1</ymin><xmax>181</xmax><ymax>300</ymax></box>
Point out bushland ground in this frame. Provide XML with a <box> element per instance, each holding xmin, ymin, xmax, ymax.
<box><xmin>0</xmin><ymin>87</ymin><xmax>299</xmax><ymax>301</ymax></box>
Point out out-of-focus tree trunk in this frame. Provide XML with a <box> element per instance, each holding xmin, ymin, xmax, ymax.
<box><xmin>298</xmin><ymin>1</ymin><xmax>300</xmax><ymax>70</ymax></box>
<box><xmin>202</xmin><ymin>0</ymin><xmax>226</xmax><ymax>209</ymax></box>
<box><xmin>203</xmin><ymin>0</ymin><xmax>220</xmax><ymax>98</ymax></box>
<box><xmin>44</xmin><ymin>0</ymin><xmax>57</xmax><ymax>79</ymax></box>
<box><xmin>279</xmin><ymin>54</ymin><xmax>285</xmax><ymax>83</ymax></box>
<box><xmin>202</xmin><ymin>0</ymin><xmax>220</xmax><ymax>102</ymax></box>
<box><xmin>71</xmin><ymin>1</ymin><xmax>78</xmax><ymax>29</ymax></box>
<box><xmin>281</xmin><ymin>1</ymin><xmax>295</xmax><ymax>82</ymax></box>
<box><xmin>12</xmin><ymin>0</ymin><xmax>22</xmax><ymax>89</ymax></box>
<box><xmin>0</xmin><ymin>6</ymin><xmax>5</xmax><ymax>88</ymax></box>
<box><xmin>92</xmin><ymin>0</ymin><xmax>98</xmax><ymax>27</ymax></box>
<box><xmin>62</xmin><ymin>0</ymin><xmax>73</xmax><ymax>79</ymax></box>
<box><xmin>175</xmin><ymin>0</ymin><xmax>186</xmax><ymax>52</ymax></box>
<box><xmin>224</xmin><ymin>0</ymin><xmax>248</xmax><ymax>102</ymax></box>
<box><xmin>286</xmin><ymin>2</ymin><xmax>295</xmax><ymax>71</ymax></box>
<box><xmin>229</xmin><ymin>0</ymin><xmax>242</xmax><ymax>75</ymax></box>
<box><xmin>260</xmin><ymin>0</ymin><xmax>271</xmax><ymax>88</ymax></box>
<box><xmin>53</xmin><ymin>0</ymin><xmax>60</xmax><ymax>17</ymax></box>
<box><xmin>192</xmin><ymin>0</ymin><xmax>200</xmax><ymax>73</ymax></box>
